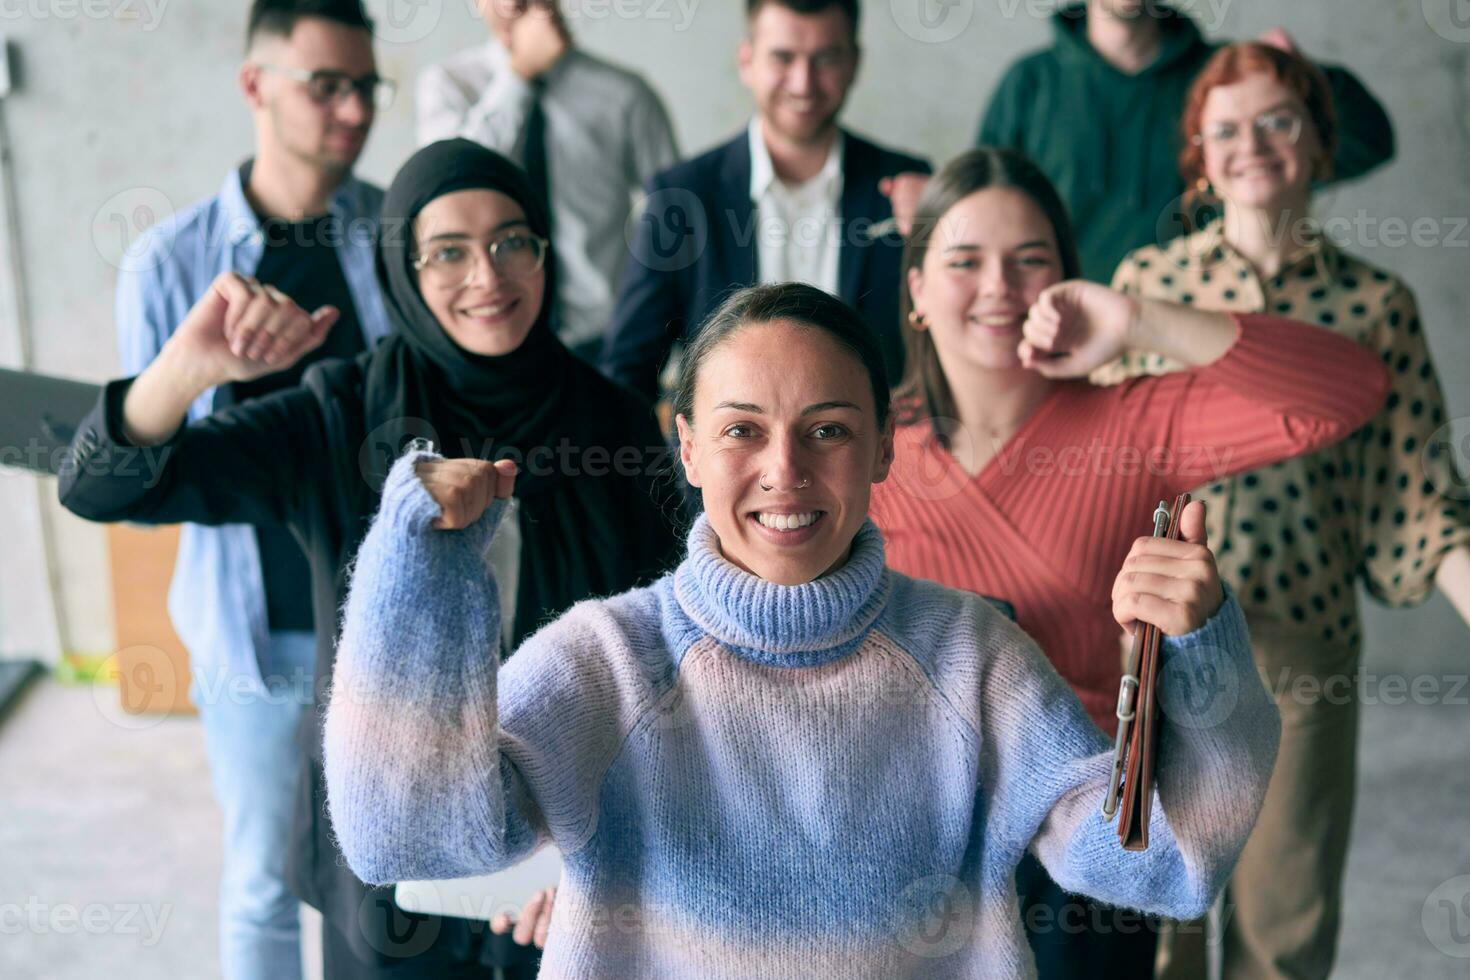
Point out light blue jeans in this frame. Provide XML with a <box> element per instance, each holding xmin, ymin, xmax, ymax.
<box><xmin>192</xmin><ymin>630</ymin><xmax>316</xmax><ymax>980</ymax></box>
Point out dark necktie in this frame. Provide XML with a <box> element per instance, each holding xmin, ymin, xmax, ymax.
<box><xmin>523</xmin><ymin>79</ymin><xmax>552</xmax><ymax>237</ymax></box>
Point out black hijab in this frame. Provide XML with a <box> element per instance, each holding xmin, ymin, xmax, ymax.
<box><xmin>364</xmin><ymin>138</ymin><xmax>570</xmax><ymax>494</ymax></box>
<box><xmin>360</xmin><ymin>139</ymin><xmax>681</xmax><ymax>644</ymax></box>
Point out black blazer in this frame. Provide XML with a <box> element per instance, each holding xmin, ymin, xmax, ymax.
<box><xmin>601</xmin><ymin>128</ymin><xmax>930</xmax><ymax>400</ymax></box>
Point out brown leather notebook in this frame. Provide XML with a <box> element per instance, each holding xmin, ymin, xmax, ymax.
<box><xmin>1102</xmin><ymin>493</ymin><xmax>1190</xmax><ymax>851</ymax></box>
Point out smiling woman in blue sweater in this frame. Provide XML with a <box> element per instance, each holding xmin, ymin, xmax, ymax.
<box><xmin>325</xmin><ymin>282</ymin><xmax>1281</xmax><ymax>978</ymax></box>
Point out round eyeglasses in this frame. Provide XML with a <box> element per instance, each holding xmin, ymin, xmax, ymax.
<box><xmin>412</xmin><ymin>232</ymin><xmax>550</xmax><ymax>290</ymax></box>
<box><xmin>1192</xmin><ymin>109</ymin><xmax>1304</xmax><ymax>150</ymax></box>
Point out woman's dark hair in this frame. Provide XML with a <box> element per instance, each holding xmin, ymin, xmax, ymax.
<box><xmin>895</xmin><ymin>147</ymin><xmax>1082</xmax><ymax>444</ymax></box>
<box><xmin>672</xmin><ymin>282</ymin><xmax>891</xmax><ymax>428</ymax></box>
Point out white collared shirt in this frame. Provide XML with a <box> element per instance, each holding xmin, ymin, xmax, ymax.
<box><xmin>748</xmin><ymin>119</ymin><xmax>844</xmax><ymax>296</ymax></box>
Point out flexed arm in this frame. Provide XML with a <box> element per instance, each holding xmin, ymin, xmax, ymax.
<box><xmin>59</xmin><ymin>273</ymin><xmax>337</xmax><ymax>528</ymax></box>
<box><xmin>120</xmin><ymin>272</ymin><xmax>338</xmax><ymax>447</ymax></box>
<box><xmin>325</xmin><ymin>450</ymin><xmax>647</xmax><ymax>886</ymax></box>
<box><xmin>325</xmin><ymin>452</ymin><xmax>533</xmax><ymax>885</ymax></box>
<box><xmin>979</xmin><ymin>501</ymin><xmax>1280</xmax><ymax>918</ymax></box>
<box><xmin>1018</xmin><ymin>280</ymin><xmax>1390</xmax><ymax>473</ymax></box>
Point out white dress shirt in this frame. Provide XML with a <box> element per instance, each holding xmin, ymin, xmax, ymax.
<box><xmin>417</xmin><ymin>43</ymin><xmax>679</xmax><ymax>348</ymax></box>
<box><xmin>748</xmin><ymin>118</ymin><xmax>844</xmax><ymax>296</ymax></box>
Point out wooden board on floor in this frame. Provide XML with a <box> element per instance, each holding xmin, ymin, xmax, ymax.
<box><xmin>106</xmin><ymin>523</ymin><xmax>195</xmax><ymax>716</ymax></box>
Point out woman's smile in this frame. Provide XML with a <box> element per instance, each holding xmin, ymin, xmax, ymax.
<box><xmin>748</xmin><ymin>508</ymin><xmax>828</xmax><ymax>544</ymax></box>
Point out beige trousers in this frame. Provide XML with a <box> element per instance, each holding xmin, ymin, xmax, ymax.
<box><xmin>1156</xmin><ymin>622</ymin><xmax>1360</xmax><ymax>980</ymax></box>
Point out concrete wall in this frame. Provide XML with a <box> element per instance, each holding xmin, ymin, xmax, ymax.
<box><xmin>0</xmin><ymin>0</ymin><xmax>1466</xmax><ymax>667</ymax></box>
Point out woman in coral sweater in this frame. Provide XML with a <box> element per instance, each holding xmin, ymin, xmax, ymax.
<box><xmin>866</xmin><ymin>147</ymin><xmax>1391</xmax><ymax>978</ymax></box>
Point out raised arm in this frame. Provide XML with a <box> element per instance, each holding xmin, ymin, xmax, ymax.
<box><xmin>325</xmin><ymin>450</ymin><xmax>647</xmax><ymax>885</ymax></box>
<box><xmin>981</xmin><ymin>501</ymin><xmax>1281</xmax><ymax>918</ymax></box>
<box><xmin>59</xmin><ymin>273</ymin><xmax>337</xmax><ymax>527</ymax></box>
<box><xmin>1020</xmin><ymin>280</ymin><xmax>1391</xmax><ymax>474</ymax></box>
<box><xmin>325</xmin><ymin>451</ymin><xmax>527</xmax><ymax>885</ymax></box>
<box><xmin>117</xmin><ymin>272</ymin><xmax>336</xmax><ymax>446</ymax></box>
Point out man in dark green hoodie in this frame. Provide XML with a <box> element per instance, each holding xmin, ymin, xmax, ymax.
<box><xmin>971</xmin><ymin>0</ymin><xmax>1395</xmax><ymax>284</ymax></box>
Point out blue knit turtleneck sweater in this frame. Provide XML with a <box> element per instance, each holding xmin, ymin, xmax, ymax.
<box><xmin>325</xmin><ymin>451</ymin><xmax>1280</xmax><ymax>979</ymax></box>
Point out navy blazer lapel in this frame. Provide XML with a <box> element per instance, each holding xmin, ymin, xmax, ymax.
<box><xmin>838</xmin><ymin>131</ymin><xmax>880</xmax><ymax>306</ymax></box>
<box><xmin>715</xmin><ymin>136</ymin><xmax>758</xmax><ymax>286</ymax></box>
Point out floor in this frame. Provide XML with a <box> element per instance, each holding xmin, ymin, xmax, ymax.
<box><xmin>2</xmin><ymin>635</ymin><xmax>1468</xmax><ymax>979</ymax></box>
<box><xmin>0</xmin><ymin>679</ymin><xmax>324</xmax><ymax>980</ymax></box>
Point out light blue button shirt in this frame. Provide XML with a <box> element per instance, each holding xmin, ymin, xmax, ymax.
<box><xmin>115</xmin><ymin>165</ymin><xmax>391</xmax><ymax>684</ymax></box>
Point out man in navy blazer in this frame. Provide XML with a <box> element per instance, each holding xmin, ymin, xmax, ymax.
<box><xmin>601</xmin><ymin>0</ymin><xmax>930</xmax><ymax>400</ymax></box>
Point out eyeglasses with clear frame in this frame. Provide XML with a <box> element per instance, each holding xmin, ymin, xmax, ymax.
<box><xmin>256</xmin><ymin>64</ymin><xmax>397</xmax><ymax>111</ymax></box>
<box><xmin>1192</xmin><ymin>109</ymin><xmax>1304</xmax><ymax>150</ymax></box>
<box><xmin>412</xmin><ymin>232</ymin><xmax>550</xmax><ymax>291</ymax></box>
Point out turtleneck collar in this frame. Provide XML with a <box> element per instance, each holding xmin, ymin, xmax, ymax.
<box><xmin>672</xmin><ymin>514</ymin><xmax>891</xmax><ymax>668</ymax></box>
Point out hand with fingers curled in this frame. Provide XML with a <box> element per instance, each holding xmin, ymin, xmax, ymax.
<box><xmin>877</xmin><ymin>172</ymin><xmax>931</xmax><ymax>237</ymax></box>
<box><xmin>1018</xmin><ymin>279</ymin><xmax>1141</xmax><ymax>380</ymax></box>
<box><xmin>414</xmin><ymin>457</ymin><xmax>519</xmax><ymax>530</ymax></box>
<box><xmin>1111</xmin><ymin>499</ymin><xmax>1225</xmax><ymax>638</ymax></box>
<box><xmin>171</xmin><ymin>270</ymin><xmax>340</xmax><ymax>387</ymax></box>
<box><xmin>490</xmin><ymin>886</ymin><xmax>556</xmax><ymax>950</ymax></box>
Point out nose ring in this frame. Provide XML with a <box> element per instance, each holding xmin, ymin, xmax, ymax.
<box><xmin>760</xmin><ymin>477</ymin><xmax>811</xmax><ymax>491</ymax></box>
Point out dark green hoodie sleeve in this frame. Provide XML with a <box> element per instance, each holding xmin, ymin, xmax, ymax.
<box><xmin>1318</xmin><ymin>63</ymin><xmax>1396</xmax><ymax>183</ymax></box>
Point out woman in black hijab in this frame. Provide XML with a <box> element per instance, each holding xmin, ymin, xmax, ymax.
<box><xmin>60</xmin><ymin>139</ymin><xmax>682</xmax><ymax>978</ymax></box>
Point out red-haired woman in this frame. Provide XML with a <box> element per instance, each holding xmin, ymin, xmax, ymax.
<box><xmin>1093</xmin><ymin>41</ymin><xmax>1470</xmax><ymax>980</ymax></box>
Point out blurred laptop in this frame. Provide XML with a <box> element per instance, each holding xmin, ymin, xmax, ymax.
<box><xmin>0</xmin><ymin>367</ymin><xmax>102</xmax><ymax>475</ymax></box>
<box><xmin>395</xmin><ymin>846</ymin><xmax>563</xmax><ymax>922</ymax></box>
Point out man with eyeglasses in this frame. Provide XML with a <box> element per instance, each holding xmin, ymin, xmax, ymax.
<box><xmin>113</xmin><ymin>2</ymin><xmax>390</xmax><ymax>977</ymax></box>
<box><xmin>417</xmin><ymin>0</ymin><xmax>679</xmax><ymax>363</ymax></box>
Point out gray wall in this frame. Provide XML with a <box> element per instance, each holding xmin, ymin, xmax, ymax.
<box><xmin>0</xmin><ymin>0</ymin><xmax>1465</xmax><ymax>664</ymax></box>
<box><xmin>0</xmin><ymin>3</ymin><xmax>1469</xmax><ymax>974</ymax></box>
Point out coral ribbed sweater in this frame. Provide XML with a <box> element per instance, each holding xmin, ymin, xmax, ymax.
<box><xmin>870</xmin><ymin>314</ymin><xmax>1389</xmax><ymax>732</ymax></box>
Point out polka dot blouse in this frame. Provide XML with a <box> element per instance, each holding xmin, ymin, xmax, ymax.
<box><xmin>1093</xmin><ymin>222</ymin><xmax>1470</xmax><ymax>650</ymax></box>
